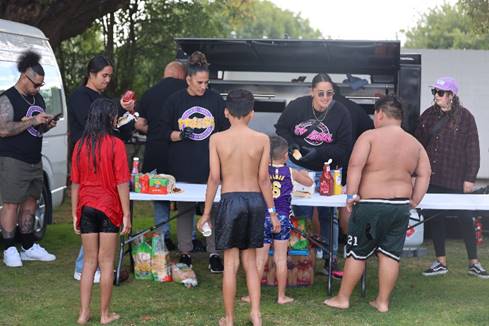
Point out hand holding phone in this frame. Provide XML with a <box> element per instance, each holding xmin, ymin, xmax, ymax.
<box><xmin>52</xmin><ymin>113</ymin><xmax>63</xmax><ymax>121</ymax></box>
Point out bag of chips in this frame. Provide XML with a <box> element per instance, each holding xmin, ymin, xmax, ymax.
<box><xmin>132</xmin><ymin>238</ymin><xmax>153</xmax><ymax>280</ymax></box>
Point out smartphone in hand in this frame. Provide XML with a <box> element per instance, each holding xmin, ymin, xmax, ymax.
<box><xmin>52</xmin><ymin>113</ymin><xmax>63</xmax><ymax>121</ymax></box>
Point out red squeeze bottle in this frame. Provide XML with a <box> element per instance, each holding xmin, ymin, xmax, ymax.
<box><xmin>319</xmin><ymin>161</ymin><xmax>333</xmax><ymax>196</ymax></box>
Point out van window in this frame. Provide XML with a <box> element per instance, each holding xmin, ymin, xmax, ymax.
<box><xmin>0</xmin><ymin>61</ymin><xmax>63</xmax><ymax>115</ymax></box>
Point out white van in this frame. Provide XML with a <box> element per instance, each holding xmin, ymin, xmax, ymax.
<box><xmin>0</xmin><ymin>19</ymin><xmax>67</xmax><ymax>239</ymax></box>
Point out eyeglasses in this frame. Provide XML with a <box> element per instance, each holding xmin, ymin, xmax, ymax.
<box><xmin>318</xmin><ymin>90</ymin><xmax>335</xmax><ymax>98</ymax></box>
<box><xmin>25</xmin><ymin>74</ymin><xmax>45</xmax><ymax>88</ymax></box>
<box><xmin>431</xmin><ymin>88</ymin><xmax>449</xmax><ymax>97</ymax></box>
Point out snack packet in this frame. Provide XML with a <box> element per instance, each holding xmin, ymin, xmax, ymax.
<box><xmin>132</xmin><ymin>238</ymin><xmax>153</xmax><ymax>280</ymax></box>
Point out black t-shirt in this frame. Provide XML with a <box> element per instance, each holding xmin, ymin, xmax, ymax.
<box><xmin>67</xmin><ymin>86</ymin><xmax>133</xmax><ymax>147</ymax></box>
<box><xmin>275</xmin><ymin>95</ymin><xmax>352</xmax><ymax>171</ymax></box>
<box><xmin>162</xmin><ymin>88</ymin><xmax>229</xmax><ymax>183</ymax></box>
<box><xmin>0</xmin><ymin>87</ymin><xmax>46</xmax><ymax>164</ymax></box>
<box><xmin>138</xmin><ymin>78</ymin><xmax>186</xmax><ymax>173</ymax></box>
<box><xmin>334</xmin><ymin>94</ymin><xmax>373</xmax><ymax>183</ymax></box>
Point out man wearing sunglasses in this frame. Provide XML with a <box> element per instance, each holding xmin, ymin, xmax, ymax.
<box><xmin>0</xmin><ymin>50</ymin><xmax>57</xmax><ymax>267</ymax></box>
<box><xmin>415</xmin><ymin>77</ymin><xmax>488</xmax><ymax>279</ymax></box>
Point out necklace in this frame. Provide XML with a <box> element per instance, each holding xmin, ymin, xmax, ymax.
<box><xmin>21</xmin><ymin>94</ymin><xmax>36</xmax><ymax>106</ymax></box>
<box><xmin>312</xmin><ymin>105</ymin><xmax>328</xmax><ymax>122</ymax></box>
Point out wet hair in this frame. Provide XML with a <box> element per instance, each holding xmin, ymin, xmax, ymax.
<box><xmin>83</xmin><ymin>55</ymin><xmax>112</xmax><ymax>85</ymax></box>
<box><xmin>76</xmin><ymin>98</ymin><xmax>118</xmax><ymax>173</ymax></box>
<box><xmin>187</xmin><ymin>51</ymin><xmax>209</xmax><ymax>76</ymax></box>
<box><xmin>17</xmin><ymin>50</ymin><xmax>44</xmax><ymax>76</ymax></box>
<box><xmin>269</xmin><ymin>135</ymin><xmax>288</xmax><ymax>161</ymax></box>
<box><xmin>311</xmin><ymin>73</ymin><xmax>333</xmax><ymax>89</ymax></box>
<box><xmin>226</xmin><ymin>89</ymin><xmax>254</xmax><ymax>118</ymax></box>
<box><xmin>374</xmin><ymin>95</ymin><xmax>403</xmax><ymax>121</ymax></box>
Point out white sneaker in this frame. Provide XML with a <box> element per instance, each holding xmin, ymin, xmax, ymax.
<box><xmin>20</xmin><ymin>243</ymin><xmax>56</xmax><ymax>261</ymax></box>
<box><xmin>74</xmin><ymin>270</ymin><xmax>101</xmax><ymax>284</ymax></box>
<box><xmin>3</xmin><ymin>247</ymin><xmax>23</xmax><ymax>267</ymax></box>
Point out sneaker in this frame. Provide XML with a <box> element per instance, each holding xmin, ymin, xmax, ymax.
<box><xmin>165</xmin><ymin>238</ymin><xmax>176</xmax><ymax>251</ymax></box>
<box><xmin>422</xmin><ymin>260</ymin><xmax>448</xmax><ymax>276</ymax></box>
<box><xmin>20</xmin><ymin>243</ymin><xmax>56</xmax><ymax>261</ymax></box>
<box><xmin>3</xmin><ymin>247</ymin><xmax>23</xmax><ymax>267</ymax></box>
<box><xmin>209</xmin><ymin>254</ymin><xmax>224</xmax><ymax>273</ymax></box>
<box><xmin>179</xmin><ymin>254</ymin><xmax>192</xmax><ymax>267</ymax></box>
<box><xmin>322</xmin><ymin>258</ymin><xmax>343</xmax><ymax>279</ymax></box>
<box><xmin>468</xmin><ymin>263</ymin><xmax>489</xmax><ymax>279</ymax></box>
<box><xmin>192</xmin><ymin>239</ymin><xmax>206</xmax><ymax>253</ymax></box>
<box><xmin>74</xmin><ymin>270</ymin><xmax>101</xmax><ymax>283</ymax></box>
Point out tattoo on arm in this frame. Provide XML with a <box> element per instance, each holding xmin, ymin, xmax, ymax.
<box><xmin>0</xmin><ymin>95</ymin><xmax>32</xmax><ymax>137</ymax></box>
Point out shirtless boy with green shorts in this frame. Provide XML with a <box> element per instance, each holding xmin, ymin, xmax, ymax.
<box><xmin>324</xmin><ymin>95</ymin><xmax>431</xmax><ymax>312</ymax></box>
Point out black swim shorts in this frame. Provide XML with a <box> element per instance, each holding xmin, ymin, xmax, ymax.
<box><xmin>80</xmin><ymin>206</ymin><xmax>119</xmax><ymax>234</ymax></box>
<box><xmin>215</xmin><ymin>192</ymin><xmax>266</xmax><ymax>250</ymax></box>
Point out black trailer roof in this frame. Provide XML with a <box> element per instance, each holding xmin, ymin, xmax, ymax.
<box><xmin>176</xmin><ymin>38</ymin><xmax>400</xmax><ymax>75</ymax></box>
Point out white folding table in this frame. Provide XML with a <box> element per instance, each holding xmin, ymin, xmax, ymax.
<box><xmin>117</xmin><ymin>183</ymin><xmax>489</xmax><ymax>291</ymax></box>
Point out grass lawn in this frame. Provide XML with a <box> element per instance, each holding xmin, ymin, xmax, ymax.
<box><xmin>1</xmin><ymin>197</ymin><xmax>488</xmax><ymax>326</ymax></box>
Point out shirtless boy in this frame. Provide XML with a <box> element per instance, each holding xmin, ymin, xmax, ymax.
<box><xmin>324</xmin><ymin>95</ymin><xmax>431</xmax><ymax>312</ymax></box>
<box><xmin>198</xmin><ymin>89</ymin><xmax>280</xmax><ymax>326</ymax></box>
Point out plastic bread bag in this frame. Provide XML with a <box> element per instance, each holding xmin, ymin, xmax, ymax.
<box><xmin>151</xmin><ymin>233</ymin><xmax>172</xmax><ymax>282</ymax></box>
<box><xmin>171</xmin><ymin>263</ymin><xmax>198</xmax><ymax>288</ymax></box>
<box><xmin>132</xmin><ymin>238</ymin><xmax>153</xmax><ymax>280</ymax></box>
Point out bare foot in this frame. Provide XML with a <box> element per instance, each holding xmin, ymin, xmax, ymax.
<box><xmin>277</xmin><ymin>296</ymin><xmax>294</xmax><ymax>304</ymax></box>
<box><xmin>219</xmin><ymin>317</ymin><xmax>233</xmax><ymax>326</ymax></box>
<box><xmin>369</xmin><ymin>300</ymin><xmax>389</xmax><ymax>313</ymax></box>
<box><xmin>249</xmin><ymin>312</ymin><xmax>262</xmax><ymax>326</ymax></box>
<box><xmin>323</xmin><ymin>296</ymin><xmax>349</xmax><ymax>309</ymax></box>
<box><xmin>100</xmin><ymin>312</ymin><xmax>120</xmax><ymax>324</ymax></box>
<box><xmin>77</xmin><ymin>311</ymin><xmax>91</xmax><ymax>325</ymax></box>
<box><xmin>240</xmin><ymin>295</ymin><xmax>250</xmax><ymax>304</ymax></box>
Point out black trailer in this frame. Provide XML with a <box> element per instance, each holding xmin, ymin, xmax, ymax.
<box><xmin>175</xmin><ymin>38</ymin><xmax>421</xmax><ymax>134</ymax></box>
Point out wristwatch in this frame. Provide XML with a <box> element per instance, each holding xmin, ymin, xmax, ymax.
<box><xmin>267</xmin><ymin>207</ymin><xmax>276</xmax><ymax>214</ymax></box>
<box><xmin>347</xmin><ymin>194</ymin><xmax>359</xmax><ymax>200</ymax></box>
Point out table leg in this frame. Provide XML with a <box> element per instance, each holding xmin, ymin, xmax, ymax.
<box><xmin>361</xmin><ymin>268</ymin><xmax>367</xmax><ymax>297</ymax></box>
<box><xmin>115</xmin><ymin>199</ymin><xmax>134</xmax><ymax>286</ymax></box>
<box><xmin>327</xmin><ymin>211</ymin><xmax>333</xmax><ymax>296</ymax></box>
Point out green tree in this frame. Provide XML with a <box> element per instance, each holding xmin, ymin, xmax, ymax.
<box><xmin>404</xmin><ymin>3</ymin><xmax>489</xmax><ymax>49</ymax></box>
<box><xmin>460</xmin><ymin>0</ymin><xmax>489</xmax><ymax>34</ymax></box>
<box><xmin>58</xmin><ymin>0</ymin><xmax>322</xmax><ymax>97</ymax></box>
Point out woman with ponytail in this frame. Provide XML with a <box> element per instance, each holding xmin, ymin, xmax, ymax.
<box><xmin>161</xmin><ymin>51</ymin><xmax>229</xmax><ymax>272</ymax></box>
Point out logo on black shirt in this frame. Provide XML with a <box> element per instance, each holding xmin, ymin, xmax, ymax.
<box><xmin>178</xmin><ymin>106</ymin><xmax>215</xmax><ymax>141</ymax></box>
<box><xmin>294</xmin><ymin>119</ymin><xmax>333</xmax><ymax>146</ymax></box>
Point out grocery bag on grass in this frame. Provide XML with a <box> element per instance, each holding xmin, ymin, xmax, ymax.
<box><xmin>171</xmin><ymin>263</ymin><xmax>198</xmax><ymax>288</ymax></box>
<box><xmin>132</xmin><ymin>238</ymin><xmax>153</xmax><ymax>280</ymax></box>
<box><xmin>151</xmin><ymin>233</ymin><xmax>172</xmax><ymax>282</ymax></box>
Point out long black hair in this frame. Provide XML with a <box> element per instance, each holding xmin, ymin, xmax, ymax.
<box><xmin>75</xmin><ymin>98</ymin><xmax>118</xmax><ymax>172</ymax></box>
<box><xmin>83</xmin><ymin>55</ymin><xmax>112</xmax><ymax>85</ymax></box>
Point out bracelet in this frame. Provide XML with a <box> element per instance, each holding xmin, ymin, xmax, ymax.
<box><xmin>267</xmin><ymin>207</ymin><xmax>276</xmax><ymax>214</ymax></box>
<box><xmin>347</xmin><ymin>194</ymin><xmax>358</xmax><ymax>200</ymax></box>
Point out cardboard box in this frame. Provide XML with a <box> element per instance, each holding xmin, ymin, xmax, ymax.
<box><xmin>261</xmin><ymin>248</ymin><xmax>315</xmax><ymax>287</ymax></box>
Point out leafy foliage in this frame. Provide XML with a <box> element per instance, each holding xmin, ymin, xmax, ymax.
<box><xmin>57</xmin><ymin>0</ymin><xmax>322</xmax><ymax>97</ymax></box>
<box><xmin>404</xmin><ymin>3</ymin><xmax>489</xmax><ymax>49</ymax></box>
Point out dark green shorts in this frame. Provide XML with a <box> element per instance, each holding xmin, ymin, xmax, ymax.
<box><xmin>0</xmin><ymin>156</ymin><xmax>43</xmax><ymax>204</ymax></box>
<box><xmin>346</xmin><ymin>199</ymin><xmax>410</xmax><ymax>262</ymax></box>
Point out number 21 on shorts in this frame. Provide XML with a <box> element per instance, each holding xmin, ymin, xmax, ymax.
<box><xmin>347</xmin><ymin>235</ymin><xmax>358</xmax><ymax>246</ymax></box>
